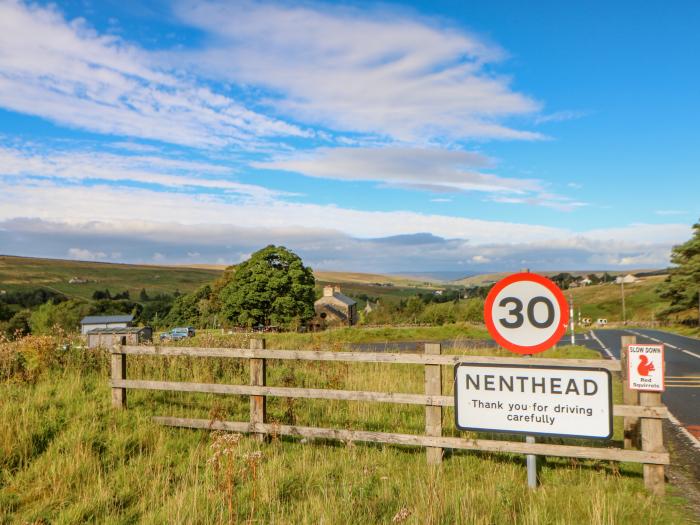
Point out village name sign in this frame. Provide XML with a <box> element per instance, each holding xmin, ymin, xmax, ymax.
<box><xmin>455</xmin><ymin>272</ymin><xmax>613</xmax><ymax>439</ymax></box>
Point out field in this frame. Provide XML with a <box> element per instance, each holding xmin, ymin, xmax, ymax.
<box><xmin>568</xmin><ymin>276</ymin><xmax>670</xmax><ymax>324</ymax></box>
<box><xmin>0</xmin><ymin>255</ymin><xmax>220</xmax><ymax>300</ymax></box>
<box><xmin>0</xmin><ymin>333</ymin><xmax>696</xmax><ymax>524</ymax></box>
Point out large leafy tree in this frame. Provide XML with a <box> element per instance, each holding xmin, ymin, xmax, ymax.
<box><xmin>219</xmin><ymin>245</ymin><xmax>315</xmax><ymax>328</ymax></box>
<box><xmin>164</xmin><ymin>285</ymin><xmax>212</xmax><ymax>327</ymax></box>
<box><xmin>659</xmin><ymin>219</ymin><xmax>700</xmax><ymax>321</ymax></box>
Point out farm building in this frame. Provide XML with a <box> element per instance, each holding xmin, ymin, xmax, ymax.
<box><xmin>86</xmin><ymin>326</ymin><xmax>152</xmax><ymax>349</ymax></box>
<box><xmin>311</xmin><ymin>285</ymin><xmax>358</xmax><ymax>330</ymax></box>
<box><xmin>615</xmin><ymin>274</ymin><xmax>639</xmax><ymax>284</ymax></box>
<box><xmin>80</xmin><ymin>314</ymin><xmax>134</xmax><ymax>335</ymax></box>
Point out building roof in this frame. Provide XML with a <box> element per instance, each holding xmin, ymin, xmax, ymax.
<box><xmin>315</xmin><ymin>292</ymin><xmax>356</xmax><ymax>307</ymax></box>
<box><xmin>86</xmin><ymin>326</ymin><xmax>146</xmax><ymax>335</ymax></box>
<box><xmin>80</xmin><ymin>314</ymin><xmax>134</xmax><ymax>325</ymax></box>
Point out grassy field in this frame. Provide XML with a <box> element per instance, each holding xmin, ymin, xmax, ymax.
<box><xmin>0</xmin><ymin>255</ymin><xmax>220</xmax><ymax>300</ymax></box>
<box><xmin>188</xmin><ymin>324</ymin><xmax>489</xmax><ymax>347</ymax></box>
<box><xmin>568</xmin><ymin>276</ymin><xmax>669</xmax><ymax>324</ymax></box>
<box><xmin>0</xmin><ymin>334</ymin><xmax>695</xmax><ymax>524</ymax></box>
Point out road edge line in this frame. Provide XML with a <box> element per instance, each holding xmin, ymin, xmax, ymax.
<box><xmin>589</xmin><ymin>330</ymin><xmax>614</xmax><ymax>359</ymax></box>
<box><xmin>667</xmin><ymin>410</ymin><xmax>700</xmax><ymax>451</ymax></box>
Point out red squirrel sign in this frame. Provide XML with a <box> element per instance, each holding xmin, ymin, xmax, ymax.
<box><xmin>627</xmin><ymin>344</ymin><xmax>665</xmax><ymax>392</ymax></box>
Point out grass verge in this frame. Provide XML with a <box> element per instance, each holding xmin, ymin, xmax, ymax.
<box><xmin>0</xmin><ymin>338</ymin><xmax>695</xmax><ymax>524</ymax></box>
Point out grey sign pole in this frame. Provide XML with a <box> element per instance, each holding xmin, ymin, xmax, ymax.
<box><xmin>526</xmin><ymin>435</ymin><xmax>537</xmax><ymax>488</ymax></box>
<box><xmin>525</xmin><ymin>353</ymin><xmax>538</xmax><ymax>489</ymax></box>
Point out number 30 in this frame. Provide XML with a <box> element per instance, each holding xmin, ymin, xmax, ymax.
<box><xmin>498</xmin><ymin>296</ymin><xmax>555</xmax><ymax>329</ymax></box>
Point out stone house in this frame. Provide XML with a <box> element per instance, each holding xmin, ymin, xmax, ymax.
<box><xmin>311</xmin><ymin>285</ymin><xmax>357</xmax><ymax>330</ymax></box>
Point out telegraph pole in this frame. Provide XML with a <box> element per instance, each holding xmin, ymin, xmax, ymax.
<box><xmin>621</xmin><ymin>280</ymin><xmax>626</xmax><ymax>325</ymax></box>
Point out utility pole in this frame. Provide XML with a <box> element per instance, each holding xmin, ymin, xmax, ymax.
<box><xmin>621</xmin><ymin>280</ymin><xmax>626</xmax><ymax>325</ymax></box>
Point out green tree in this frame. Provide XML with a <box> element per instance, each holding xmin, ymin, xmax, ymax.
<box><xmin>0</xmin><ymin>302</ymin><xmax>13</xmax><ymax>322</ymax></box>
<box><xmin>164</xmin><ymin>285</ymin><xmax>212</xmax><ymax>327</ymax></box>
<box><xmin>658</xmin><ymin>219</ymin><xmax>700</xmax><ymax>323</ymax></box>
<box><xmin>219</xmin><ymin>245</ymin><xmax>315</xmax><ymax>328</ymax></box>
<box><xmin>29</xmin><ymin>299</ymin><xmax>92</xmax><ymax>334</ymax></box>
<box><xmin>139</xmin><ymin>288</ymin><xmax>150</xmax><ymax>302</ymax></box>
<box><xmin>4</xmin><ymin>310</ymin><xmax>31</xmax><ymax>339</ymax></box>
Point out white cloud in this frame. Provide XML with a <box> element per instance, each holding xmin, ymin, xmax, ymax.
<box><xmin>174</xmin><ymin>0</ymin><xmax>542</xmax><ymax>142</ymax></box>
<box><xmin>534</xmin><ymin>110</ymin><xmax>588</xmax><ymax>125</ymax></box>
<box><xmin>2</xmin><ymin>217</ymin><xmax>687</xmax><ymax>272</ymax></box>
<box><xmin>67</xmin><ymin>247</ymin><xmax>107</xmax><ymax>261</ymax></box>
<box><xmin>0</xmin><ymin>181</ymin><xmax>689</xmax><ymax>256</ymax></box>
<box><xmin>654</xmin><ymin>210</ymin><xmax>687</xmax><ymax>216</ymax></box>
<box><xmin>0</xmin><ymin>144</ymin><xmax>289</xmax><ymax>200</ymax></box>
<box><xmin>0</xmin><ymin>181</ymin><xmax>569</xmax><ymax>243</ymax></box>
<box><xmin>0</xmin><ymin>0</ymin><xmax>306</xmax><ymax>149</ymax></box>
<box><xmin>256</xmin><ymin>147</ymin><xmax>541</xmax><ymax>194</ymax></box>
<box><xmin>488</xmin><ymin>192</ymin><xmax>588</xmax><ymax>212</ymax></box>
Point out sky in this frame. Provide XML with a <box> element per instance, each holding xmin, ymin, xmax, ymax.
<box><xmin>0</xmin><ymin>0</ymin><xmax>698</xmax><ymax>273</ymax></box>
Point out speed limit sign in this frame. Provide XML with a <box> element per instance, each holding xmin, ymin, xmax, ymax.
<box><xmin>484</xmin><ymin>273</ymin><xmax>569</xmax><ymax>354</ymax></box>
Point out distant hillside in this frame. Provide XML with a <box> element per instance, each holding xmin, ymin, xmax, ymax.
<box><xmin>568</xmin><ymin>275</ymin><xmax>671</xmax><ymax>323</ymax></box>
<box><xmin>452</xmin><ymin>269</ymin><xmax>661</xmax><ymax>287</ymax></box>
<box><xmin>0</xmin><ymin>255</ymin><xmax>221</xmax><ymax>300</ymax></box>
<box><xmin>0</xmin><ymin>256</ymin><xmax>443</xmax><ymax>304</ymax></box>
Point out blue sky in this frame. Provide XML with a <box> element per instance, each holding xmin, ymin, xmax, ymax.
<box><xmin>0</xmin><ymin>0</ymin><xmax>697</xmax><ymax>272</ymax></box>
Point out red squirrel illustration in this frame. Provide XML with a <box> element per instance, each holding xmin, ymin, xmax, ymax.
<box><xmin>637</xmin><ymin>355</ymin><xmax>655</xmax><ymax>376</ymax></box>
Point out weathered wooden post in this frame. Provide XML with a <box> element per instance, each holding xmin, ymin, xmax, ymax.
<box><xmin>250</xmin><ymin>338</ymin><xmax>267</xmax><ymax>442</ymax></box>
<box><xmin>111</xmin><ymin>336</ymin><xmax>127</xmax><ymax>409</ymax></box>
<box><xmin>640</xmin><ymin>392</ymin><xmax>665</xmax><ymax>496</ymax></box>
<box><xmin>620</xmin><ymin>335</ymin><xmax>640</xmax><ymax>448</ymax></box>
<box><xmin>424</xmin><ymin>342</ymin><xmax>443</xmax><ymax>465</ymax></box>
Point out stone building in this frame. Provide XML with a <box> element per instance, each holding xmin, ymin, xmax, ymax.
<box><xmin>86</xmin><ymin>326</ymin><xmax>152</xmax><ymax>349</ymax></box>
<box><xmin>311</xmin><ymin>285</ymin><xmax>357</xmax><ymax>330</ymax></box>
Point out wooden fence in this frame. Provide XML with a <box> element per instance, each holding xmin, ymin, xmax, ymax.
<box><xmin>110</xmin><ymin>339</ymin><xmax>668</xmax><ymax>495</ymax></box>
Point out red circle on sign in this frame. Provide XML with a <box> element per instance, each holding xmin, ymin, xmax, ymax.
<box><xmin>484</xmin><ymin>272</ymin><xmax>570</xmax><ymax>355</ymax></box>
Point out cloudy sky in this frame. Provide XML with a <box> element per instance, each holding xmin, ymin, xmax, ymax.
<box><xmin>0</xmin><ymin>0</ymin><xmax>698</xmax><ymax>273</ymax></box>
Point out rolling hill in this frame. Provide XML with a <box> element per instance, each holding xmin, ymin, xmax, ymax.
<box><xmin>0</xmin><ymin>256</ymin><xmax>444</xmax><ymax>303</ymax></box>
<box><xmin>0</xmin><ymin>255</ymin><xmax>221</xmax><ymax>300</ymax></box>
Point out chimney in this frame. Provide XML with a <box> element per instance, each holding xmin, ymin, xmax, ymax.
<box><xmin>333</xmin><ymin>285</ymin><xmax>341</xmax><ymax>293</ymax></box>
<box><xmin>323</xmin><ymin>285</ymin><xmax>334</xmax><ymax>297</ymax></box>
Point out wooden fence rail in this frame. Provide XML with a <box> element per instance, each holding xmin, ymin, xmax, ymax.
<box><xmin>110</xmin><ymin>339</ymin><xmax>667</xmax><ymax>495</ymax></box>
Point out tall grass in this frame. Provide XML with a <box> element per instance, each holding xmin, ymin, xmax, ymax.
<box><xmin>0</xmin><ymin>334</ymin><xmax>694</xmax><ymax>524</ymax></box>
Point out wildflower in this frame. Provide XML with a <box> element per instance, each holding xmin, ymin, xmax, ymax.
<box><xmin>392</xmin><ymin>507</ymin><xmax>411</xmax><ymax>524</ymax></box>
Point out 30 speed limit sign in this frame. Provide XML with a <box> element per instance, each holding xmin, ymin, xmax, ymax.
<box><xmin>484</xmin><ymin>273</ymin><xmax>569</xmax><ymax>354</ymax></box>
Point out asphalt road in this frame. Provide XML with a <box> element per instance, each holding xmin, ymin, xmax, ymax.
<box><xmin>573</xmin><ymin>328</ymin><xmax>700</xmax><ymax>429</ymax></box>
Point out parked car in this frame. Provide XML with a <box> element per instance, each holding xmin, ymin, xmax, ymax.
<box><xmin>160</xmin><ymin>327</ymin><xmax>193</xmax><ymax>341</ymax></box>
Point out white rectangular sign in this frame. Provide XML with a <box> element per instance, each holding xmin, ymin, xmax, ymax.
<box><xmin>455</xmin><ymin>363</ymin><xmax>612</xmax><ymax>439</ymax></box>
<box><xmin>627</xmin><ymin>344</ymin><xmax>665</xmax><ymax>392</ymax></box>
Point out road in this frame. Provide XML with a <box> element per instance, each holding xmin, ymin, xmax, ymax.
<box><xmin>570</xmin><ymin>328</ymin><xmax>700</xmax><ymax>432</ymax></box>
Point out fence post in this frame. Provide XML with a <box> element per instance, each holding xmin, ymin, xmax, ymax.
<box><xmin>424</xmin><ymin>343</ymin><xmax>443</xmax><ymax>465</ymax></box>
<box><xmin>250</xmin><ymin>338</ymin><xmax>267</xmax><ymax>442</ymax></box>
<box><xmin>620</xmin><ymin>335</ymin><xmax>639</xmax><ymax>448</ymax></box>
<box><xmin>111</xmin><ymin>337</ymin><xmax>127</xmax><ymax>409</ymax></box>
<box><xmin>640</xmin><ymin>392</ymin><xmax>665</xmax><ymax>496</ymax></box>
